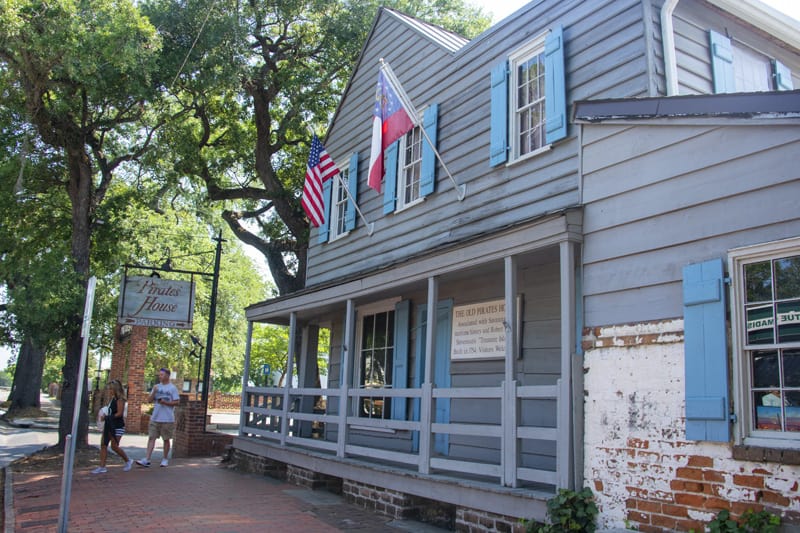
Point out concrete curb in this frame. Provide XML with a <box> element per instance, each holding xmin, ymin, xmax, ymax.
<box><xmin>4</xmin><ymin>467</ymin><xmax>14</xmax><ymax>533</ymax></box>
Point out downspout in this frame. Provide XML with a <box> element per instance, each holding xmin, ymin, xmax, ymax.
<box><xmin>661</xmin><ymin>0</ymin><xmax>680</xmax><ymax>95</ymax></box>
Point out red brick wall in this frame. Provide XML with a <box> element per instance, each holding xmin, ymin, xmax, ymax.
<box><xmin>109</xmin><ymin>324</ymin><xmax>149</xmax><ymax>433</ymax></box>
<box><xmin>208</xmin><ymin>391</ymin><xmax>241</xmax><ymax>411</ymax></box>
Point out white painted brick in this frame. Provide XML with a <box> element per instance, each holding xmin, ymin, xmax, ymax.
<box><xmin>584</xmin><ymin>319</ymin><xmax>800</xmax><ymax>530</ymax></box>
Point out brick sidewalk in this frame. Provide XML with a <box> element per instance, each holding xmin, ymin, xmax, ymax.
<box><xmin>11</xmin><ymin>457</ymin><xmax>400</xmax><ymax>532</ymax></box>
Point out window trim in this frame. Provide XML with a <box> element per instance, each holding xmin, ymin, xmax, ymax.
<box><xmin>328</xmin><ymin>165</ymin><xmax>350</xmax><ymax>242</ymax></box>
<box><xmin>508</xmin><ymin>32</ymin><xmax>550</xmax><ymax>163</ymax></box>
<box><xmin>353</xmin><ymin>298</ymin><xmax>400</xmax><ymax>425</ymax></box>
<box><xmin>396</xmin><ymin>124</ymin><xmax>425</xmax><ymax>212</ymax></box>
<box><xmin>729</xmin><ymin>236</ymin><xmax>800</xmax><ymax>449</ymax></box>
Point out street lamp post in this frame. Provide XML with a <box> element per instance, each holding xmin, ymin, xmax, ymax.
<box><xmin>190</xmin><ymin>335</ymin><xmax>204</xmax><ymax>401</ymax></box>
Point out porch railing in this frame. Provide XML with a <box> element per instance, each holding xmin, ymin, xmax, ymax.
<box><xmin>240</xmin><ymin>378</ymin><xmax>566</xmax><ymax>490</ymax></box>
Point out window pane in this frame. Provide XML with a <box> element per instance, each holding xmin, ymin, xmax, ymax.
<box><xmin>752</xmin><ymin>350</ymin><xmax>780</xmax><ymax>388</ymax></box>
<box><xmin>746</xmin><ymin>304</ymin><xmax>774</xmax><ymax>344</ymax></box>
<box><xmin>786</xmin><ymin>392</ymin><xmax>800</xmax><ymax>432</ymax></box>
<box><xmin>754</xmin><ymin>392</ymin><xmax>782</xmax><ymax>430</ymax></box>
<box><xmin>775</xmin><ymin>256</ymin><xmax>800</xmax><ymax>299</ymax></box>
<box><xmin>745</xmin><ymin>261</ymin><xmax>772</xmax><ymax>302</ymax></box>
<box><xmin>777</xmin><ymin>300</ymin><xmax>800</xmax><ymax>343</ymax></box>
<box><xmin>784</xmin><ymin>349</ymin><xmax>800</xmax><ymax>387</ymax></box>
<box><xmin>362</xmin><ymin>314</ymin><xmax>374</xmax><ymax>349</ymax></box>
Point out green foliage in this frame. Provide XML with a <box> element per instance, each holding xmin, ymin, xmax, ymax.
<box><xmin>526</xmin><ymin>488</ymin><xmax>598</xmax><ymax>533</ymax></box>
<box><xmin>705</xmin><ymin>509</ymin><xmax>780</xmax><ymax>533</ymax></box>
<box><xmin>0</xmin><ymin>369</ymin><xmax>12</xmax><ymax>387</ymax></box>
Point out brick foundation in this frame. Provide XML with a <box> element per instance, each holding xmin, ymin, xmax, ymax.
<box><xmin>583</xmin><ymin>319</ymin><xmax>800</xmax><ymax>531</ymax></box>
<box><xmin>455</xmin><ymin>508</ymin><xmax>527</xmax><ymax>533</ymax></box>
<box><xmin>173</xmin><ymin>396</ymin><xmax>233</xmax><ymax>457</ymax></box>
<box><xmin>230</xmin><ymin>449</ymin><xmax>288</xmax><ymax>480</ymax></box>
<box><xmin>286</xmin><ymin>465</ymin><xmax>342</xmax><ymax>493</ymax></box>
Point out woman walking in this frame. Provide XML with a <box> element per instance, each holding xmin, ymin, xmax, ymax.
<box><xmin>92</xmin><ymin>380</ymin><xmax>134</xmax><ymax>474</ymax></box>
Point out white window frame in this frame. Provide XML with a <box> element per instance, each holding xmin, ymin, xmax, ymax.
<box><xmin>396</xmin><ymin>125</ymin><xmax>424</xmax><ymax>211</ymax></box>
<box><xmin>508</xmin><ymin>32</ymin><xmax>550</xmax><ymax>163</ymax></box>
<box><xmin>328</xmin><ymin>164</ymin><xmax>350</xmax><ymax>242</ymax></box>
<box><xmin>353</xmin><ymin>298</ymin><xmax>400</xmax><ymax>422</ymax></box>
<box><xmin>729</xmin><ymin>236</ymin><xmax>800</xmax><ymax>449</ymax></box>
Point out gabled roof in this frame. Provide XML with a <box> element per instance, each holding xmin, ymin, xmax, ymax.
<box><xmin>573</xmin><ymin>90</ymin><xmax>800</xmax><ymax>122</ymax></box>
<box><xmin>383</xmin><ymin>8</ymin><xmax>469</xmax><ymax>53</ymax></box>
<box><xmin>324</xmin><ymin>7</ymin><xmax>468</xmax><ymax>141</ymax></box>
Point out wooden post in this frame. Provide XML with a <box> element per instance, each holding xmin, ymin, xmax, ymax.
<box><xmin>419</xmin><ymin>276</ymin><xmax>438</xmax><ymax>475</ymax></box>
<box><xmin>503</xmin><ymin>256</ymin><xmax>518</xmax><ymax>487</ymax></box>
<box><xmin>337</xmin><ymin>300</ymin><xmax>355</xmax><ymax>457</ymax></box>
<box><xmin>239</xmin><ymin>321</ymin><xmax>253</xmax><ymax>435</ymax></box>
<box><xmin>280</xmin><ymin>312</ymin><xmax>297</xmax><ymax>445</ymax></box>
<box><xmin>558</xmin><ymin>241</ymin><xmax>576</xmax><ymax>489</ymax></box>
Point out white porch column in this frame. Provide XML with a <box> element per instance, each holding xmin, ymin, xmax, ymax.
<box><xmin>503</xmin><ymin>256</ymin><xmax>519</xmax><ymax>487</ymax></box>
<box><xmin>419</xmin><ymin>276</ymin><xmax>438</xmax><ymax>474</ymax></box>
<box><xmin>337</xmin><ymin>299</ymin><xmax>355</xmax><ymax>458</ymax></box>
<box><xmin>280</xmin><ymin>312</ymin><xmax>297</xmax><ymax>445</ymax></box>
<box><xmin>238</xmin><ymin>321</ymin><xmax>254</xmax><ymax>435</ymax></box>
<box><xmin>558</xmin><ymin>241</ymin><xmax>576</xmax><ymax>489</ymax></box>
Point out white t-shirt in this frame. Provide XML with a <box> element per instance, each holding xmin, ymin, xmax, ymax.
<box><xmin>151</xmin><ymin>382</ymin><xmax>180</xmax><ymax>423</ymax></box>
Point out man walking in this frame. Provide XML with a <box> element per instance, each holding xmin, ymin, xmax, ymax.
<box><xmin>137</xmin><ymin>367</ymin><xmax>180</xmax><ymax>467</ymax></box>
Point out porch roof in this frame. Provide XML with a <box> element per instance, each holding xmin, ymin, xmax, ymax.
<box><xmin>246</xmin><ymin>208</ymin><xmax>583</xmax><ymax>324</ymax></box>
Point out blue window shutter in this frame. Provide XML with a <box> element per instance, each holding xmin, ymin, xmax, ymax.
<box><xmin>709</xmin><ymin>30</ymin><xmax>735</xmax><ymax>94</ymax></box>
<box><xmin>382</xmin><ymin>141</ymin><xmax>399</xmax><ymax>214</ymax></box>
<box><xmin>489</xmin><ymin>61</ymin><xmax>508</xmax><ymax>166</ymax></box>
<box><xmin>683</xmin><ymin>258</ymin><xmax>730</xmax><ymax>442</ymax></box>
<box><xmin>545</xmin><ymin>25</ymin><xmax>567</xmax><ymax>144</ymax></box>
<box><xmin>317</xmin><ymin>178</ymin><xmax>333</xmax><ymax>244</ymax></box>
<box><xmin>391</xmin><ymin>300</ymin><xmax>411</xmax><ymax>421</ymax></box>
<box><xmin>773</xmin><ymin>59</ymin><xmax>794</xmax><ymax>91</ymax></box>
<box><xmin>344</xmin><ymin>152</ymin><xmax>359</xmax><ymax>232</ymax></box>
<box><xmin>419</xmin><ymin>104</ymin><xmax>439</xmax><ymax>198</ymax></box>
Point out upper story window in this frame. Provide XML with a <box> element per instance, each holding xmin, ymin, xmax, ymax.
<box><xmin>318</xmin><ymin>152</ymin><xmax>359</xmax><ymax>245</ymax></box>
<box><xmin>709</xmin><ymin>30</ymin><xmax>794</xmax><ymax>94</ymax></box>
<box><xmin>398</xmin><ymin>126</ymin><xmax>424</xmax><ymax>210</ymax></box>
<box><xmin>730</xmin><ymin>237</ymin><xmax>800</xmax><ymax>448</ymax></box>
<box><xmin>733</xmin><ymin>44</ymin><xmax>771</xmax><ymax>92</ymax></box>
<box><xmin>510</xmin><ymin>35</ymin><xmax>547</xmax><ymax>158</ymax></box>
<box><xmin>383</xmin><ymin>104</ymin><xmax>438</xmax><ymax>215</ymax></box>
<box><xmin>489</xmin><ymin>25</ymin><xmax>567</xmax><ymax>167</ymax></box>
<box><xmin>329</xmin><ymin>165</ymin><xmax>349</xmax><ymax>241</ymax></box>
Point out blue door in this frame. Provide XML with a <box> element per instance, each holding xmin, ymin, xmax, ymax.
<box><xmin>412</xmin><ymin>300</ymin><xmax>453</xmax><ymax>455</ymax></box>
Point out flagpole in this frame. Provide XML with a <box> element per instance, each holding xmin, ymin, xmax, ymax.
<box><xmin>380</xmin><ymin>61</ymin><xmax>467</xmax><ymax>202</ymax></box>
<box><xmin>306</xmin><ymin>128</ymin><xmax>374</xmax><ymax>236</ymax></box>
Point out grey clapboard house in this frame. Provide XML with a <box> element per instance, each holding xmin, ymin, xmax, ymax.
<box><xmin>235</xmin><ymin>1</ymin><xmax>800</xmax><ymax>530</ymax></box>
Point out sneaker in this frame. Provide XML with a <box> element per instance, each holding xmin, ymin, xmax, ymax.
<box><xmin>123</xmin><ymin>459</ymin><xmax>134</xmax><ymax>472</ymax></box>
<box><xmin>136</xmin><ymin>459</ymin><xmax>151</xmax><ymax>467</ymax></box>
<box><xmin>91</xmin><ymin>467</ymin><xmax>107</xmax><ymax>474</ymax></box>
<box><xmin>160</xmin><ymin>459</ymin><xmax>169</xmax><ymax>467</ymax></box>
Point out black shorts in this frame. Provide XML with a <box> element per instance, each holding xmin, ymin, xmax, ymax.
<box><xmin>101</xmin><ymin>423</ymin><xmax>125</xmax><ymax>446</ymax></box>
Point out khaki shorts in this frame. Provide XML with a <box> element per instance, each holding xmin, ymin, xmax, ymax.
<box><xmin>148</xmin><ymin>421</ymin><xmax>175</xmax><ymax>440</ymax></box>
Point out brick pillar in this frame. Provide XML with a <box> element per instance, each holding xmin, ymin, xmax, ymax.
<box><xmin>126</xmin><ymin>326</ymin><xmax>148</xmax><ymax>433</ymax></box>
<box><xmin>174</xmin><ymin>395</ymin><xmax>233</xmax><ymax>457</ymax></box>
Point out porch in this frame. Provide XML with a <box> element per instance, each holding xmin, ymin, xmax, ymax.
<box><xmin>235</xmin><ymin>210</ymin><xmax>583</xmax><ymax>523</ymax></box>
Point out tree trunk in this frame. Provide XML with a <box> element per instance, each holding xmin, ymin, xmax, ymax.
<box><xmin>7</xmin><ymin>336</ymin><xmax>46</xmax><ymax>412</ymax></box>
<box><xmin>57</xmin><ymin>144</ymin><xmax>93</xmax><ymax>449</ymax></box>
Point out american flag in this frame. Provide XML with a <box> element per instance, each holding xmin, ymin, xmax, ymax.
<box><xmin>301</xmin><ymin>135</ymin><xmax>340</xmax><ymax>228</ymax></box>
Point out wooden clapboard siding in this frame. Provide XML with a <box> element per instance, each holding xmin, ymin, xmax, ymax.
<box><xmin>672</xmin><ymin>1</ymin><xmax>800</xmax><ymax>95</ymax></box>
<box><xmin>582</xmin><ymin>121</ymin><xmax>800</xmax><ymax>327</ymax></box>
<box><xmin>309</xmin><ymin>0</ymin><xmax>651</xmax><ymax>287</ymax></box>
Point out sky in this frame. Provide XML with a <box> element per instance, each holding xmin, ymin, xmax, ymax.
<box><xmin>475</xmin><ymin>0</ymin><xmax>800</xmax><ymax>23</ymax></box>
<box><xmin>1</xmin><ymin>0</ymin><xmax>797</xmax><ymax>371</ymax></box>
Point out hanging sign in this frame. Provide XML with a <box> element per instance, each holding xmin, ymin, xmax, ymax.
<box><xmin>451</xmin><ymin>299</ymin><xmax>507</xmax><ymax>360</ymax></box>
<box><xmin>118</xmin><ymin>275</ymin><xmax>195</xmax><ymax>329</ymax></box>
